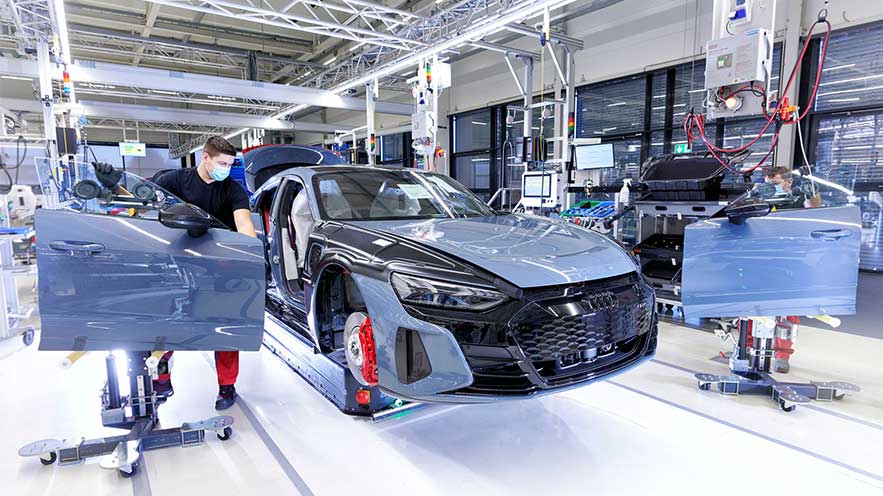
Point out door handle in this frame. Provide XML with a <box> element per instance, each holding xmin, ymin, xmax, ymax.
<box><xmin>810</xmin><ymin>229</ymin><xmax>851</xmax><ymax>241</ymax></box>
<box><xmin>49</xmin><ymin>240</ymin><xmax>106</xmax><ymax>254</ymax></box>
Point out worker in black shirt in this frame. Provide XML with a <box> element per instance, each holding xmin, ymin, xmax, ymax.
<box><xmin>94</xmin><ymin>135</ymin><xmax>256</xmax><ymax>410</ymax></box>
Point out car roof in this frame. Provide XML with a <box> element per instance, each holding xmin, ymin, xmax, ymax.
<box><xmin>274</xmin><ymin>165</ymin><xmax>433</xmax><ymax>180</ymax></box>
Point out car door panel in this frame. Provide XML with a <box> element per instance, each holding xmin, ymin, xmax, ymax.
<box><xmin>682</xmin><ymin>205</ymin><xmax>861</xmax><ymax>318</ymax></box>
<box><xmin>37</xmin><ymin>208</ymin><xmax>266</xmax><ymax>351</ymax></box>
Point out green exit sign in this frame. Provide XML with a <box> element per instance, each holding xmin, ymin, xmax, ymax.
<box><xmin>674</xmin><ymin>143</ymin><xmax>692</xmax><ymax>154</ymax></box>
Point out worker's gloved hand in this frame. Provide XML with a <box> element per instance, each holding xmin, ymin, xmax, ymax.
<box><xmin>92</xmin><ymin>161</ymin><xmax>122</xmax><ymax>191</ymax></box>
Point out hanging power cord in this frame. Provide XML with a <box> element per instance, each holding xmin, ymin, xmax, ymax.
<box><xmin>684</xmin><ymin>7</ymin><xmax>832</xmax><ymax>174</ymax></box>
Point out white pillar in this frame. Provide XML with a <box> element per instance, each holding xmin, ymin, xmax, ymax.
<box><xmin>366</xmin><ymin>80</ymin><xmax>377</xmax><ymax>166</ymax></box>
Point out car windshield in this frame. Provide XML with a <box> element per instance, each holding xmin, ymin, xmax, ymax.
<box><xmin>313</xmin><ymin>169</ymin><xmax>496</xmax><ymax>221</ymax></box>
<box><xmin>34</xmin><ymin>158</ymin><xmax>184</xmax><ymax>220</ymax></box>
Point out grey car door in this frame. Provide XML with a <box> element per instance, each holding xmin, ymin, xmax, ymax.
<box><xmin>682</xmin><ymin>204</ymin><xmax>861</xmax><ymax>318</ymax></box>
<box><xmin>36</xmin><ymin>201</ymin><xmax>266</xmax><ymax>352</ymax></box>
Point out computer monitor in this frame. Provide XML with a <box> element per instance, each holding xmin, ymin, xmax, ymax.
<box><xmin>575</xmin><ymin>143</ymin><xmax>615</xmax><ymax>170</ymax></box>
<box><xmin>521</xmin><ymin>172</ymin><xmax>558</xmax><ymax>208</ymax></box>
<box><xmin>523</xmin><ymin>173</ymin><xmax>552</xmax><ymax>197</ymax></box>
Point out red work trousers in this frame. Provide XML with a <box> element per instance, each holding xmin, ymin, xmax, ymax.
<box><xmin>157</xmin><ymin>351</ymin><xmax>239</xmax><ymax>386</ymax></box>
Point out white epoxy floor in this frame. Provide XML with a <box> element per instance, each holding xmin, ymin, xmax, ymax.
<box><xmin>1</xmin><ymin>279</ymin><xmax>882</xmax><ymax>495</ymax></box>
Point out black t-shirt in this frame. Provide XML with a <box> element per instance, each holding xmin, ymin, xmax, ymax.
<box><xmin>155</xmin><ymin>168</ymin><xmax>250</xmax><ymax>231</ymax></box>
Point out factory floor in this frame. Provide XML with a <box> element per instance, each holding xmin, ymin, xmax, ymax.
<box><xmin>1</xmin><ymin>276</ymin><xmax>881</xmax><ymax>496</ymax></box>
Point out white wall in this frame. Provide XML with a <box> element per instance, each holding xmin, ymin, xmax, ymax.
<box><xmin>448</xmin><ymin>0</ymin><xmax>883</xmax><ymax>115</ymax></box>
<box><xmin>0</xmin><ymin>142</ymin><xmax>180</xmax><ymax>185</ymax></box>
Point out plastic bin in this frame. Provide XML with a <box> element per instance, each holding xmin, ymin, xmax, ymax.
<box><xmin>640</xmin><ymin>154</ymin><xmax>727</xmax><ymax>201</ymax></box>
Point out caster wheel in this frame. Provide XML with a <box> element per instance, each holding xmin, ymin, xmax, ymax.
<box><xmin>217</xmin><ymin>426</ymin><xmax>233</xmax><ymax>441</ymax></box>
<box><xmin>22</xmin><ymin>328</ymin><xmax>35</xmax><ymax>346</ymax></box>
<box><xmin>698</xmin><ymin>382</ymin><xmax>711</xmax><ymax>391</ymax></box>
<box><xmin>120</xmin><ymin>461</ymin><xmax>140</xmax><ymax>478</ymax></box>
<box><xmin>780</xmin><ymin>402</ymin><xmax>796</xmax><ymax>413</ymax></box>
<box><xmin>834</xmin><ymin>392</ymin><xmax>846</xmax><ymax>401</ymax></box>
<box><xmin>40</xmin><ymin>452</ymin><xmax>57</xmax><ymax>466</ymax></box>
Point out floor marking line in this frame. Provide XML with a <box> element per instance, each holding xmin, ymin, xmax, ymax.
<box><xmin>200</xmin><ymin>352</ymin><xmax>315</xmax><ymax>496</ymax></box>
<box><xmin>650</xmin><ymin>358</ymin><xmax>883</xmax><ymax>431</ymax></box>
<box><xmin>236</xmin><ymin>396</ymin><xmax>316</xmax><ymax>496</ymax></box>
<box><xmin>608</xmin><ymin>380</ymin><xmax>883</xmax><ymax>483</ymax></box>
<box><xmin>130</xmin><ymin>457</ymin><xmax>153</xmax><ymax>496</ymax></box>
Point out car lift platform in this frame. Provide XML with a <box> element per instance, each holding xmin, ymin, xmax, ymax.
<box><xmin>695</xmin><ymin>318</ymin><xmax>860</xmax><ymax>412</ymax></box>
<box><xmin>263</xmin><ymin>312</ymin><xmax>424</xmax><ymax>420</ymax></box>
<box><xmin>19</xmin><ymin>351</ymin><xmax>234</xmax><ymax>477</ymax></box>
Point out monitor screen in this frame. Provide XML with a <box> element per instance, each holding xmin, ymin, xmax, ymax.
<box><xmin>523</xmin><ymin>174</ymin><xmax>552</xmax><ymax>197</ymax></box>
<box><xmin>119</xmin><ymin>142</ymin><xmax>147</xmax><ymax>157</ymax></box>
<box><xmin>575</xmin><ymin>143</ymin><xmax>614</xmax><ymax>170</ymax></box>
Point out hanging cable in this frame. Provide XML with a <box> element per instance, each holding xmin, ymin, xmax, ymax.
<box><xmin>684</xmin><ymin>9</ymin><xmax>832</xmax><ymax>174</ymax></box>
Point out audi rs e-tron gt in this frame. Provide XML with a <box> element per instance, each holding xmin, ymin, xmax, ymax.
<box><xmin>246</xmin><ymin>146</ymin><xmax>658</xmax><ymax>406</ymax></box>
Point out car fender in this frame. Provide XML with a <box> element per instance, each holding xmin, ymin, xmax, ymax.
<box><xmin>349</xmin><ymin>273</ymin><xmax>473</xmax><ymax>397</ymax></box>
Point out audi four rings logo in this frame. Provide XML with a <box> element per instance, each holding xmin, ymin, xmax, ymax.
<box><xmin>584</xmin><ymin>291</ymin><xmax>617</xmax><ymax>310</ymax></box>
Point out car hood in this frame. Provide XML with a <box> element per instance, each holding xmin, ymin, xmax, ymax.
<box><xmin>349</xmin><ymin>214</ymin><xmax>638</xmax><ymax>288</ymax></box>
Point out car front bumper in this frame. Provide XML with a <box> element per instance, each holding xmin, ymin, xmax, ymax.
<box><xmin>354</xmin><ymin>271</ymin><xmax>658</xmax><ymax>404</ymax></box>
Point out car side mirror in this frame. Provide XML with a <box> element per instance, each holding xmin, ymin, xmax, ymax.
<box><xmin>159</xmin><ymin>203</ymin><xmax>212</xmax><ymax>237</ymax></box>
<box><xmin>725</xmin><ymin>199</ymin><xmax>772</xmax><ymax>225</ymax></box>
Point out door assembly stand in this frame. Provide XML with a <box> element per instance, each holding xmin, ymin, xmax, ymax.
<box><xmin>19</xmin><ymin>350</ymin><xmax>234</xmax><ymax>477</ymax></box>
<box><xmin>694</xmin><ymin>317</ymin><xmax>860</xmax><ymax>412</ymax></box>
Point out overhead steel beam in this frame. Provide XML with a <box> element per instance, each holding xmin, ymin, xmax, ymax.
<box><xmin>469</xmin><ymin>40</ymin><xmax>539</xmax><ymax>59</ymax></box>
<box><xmin>504</xmin><ymin>23</ymin><xmax>585</xmax><ymax>49</ymax></box>
<box><xmin>64</xmin><ymin>2</ymin><xmax>315</xmax><ymax>54</ymax></box>
<box><xmin>68</xmin><ymin>24</ymin><xmax>324</xmax><ymax>68</ymax></box>
<box><xmin>0</xmin><ymin>58</ymin><xmax>413</xmax><ymax>115</ymax></box>
<box><xmin>1</xmin><ymin>97</ymin><xmax>346</xmax><ymax>133</ymax></box>
<box><xmin>141</xmin><ymin>0</ymin><xmax>427</xmax><ymax>50</ymax></box>
<box><xmin>131</xmin><ymin>2</ymin><xmax>162</xmax><ymax>66</ymax></box>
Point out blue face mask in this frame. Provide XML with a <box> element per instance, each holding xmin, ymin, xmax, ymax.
<box><xmin>773</xmin><ymin>184</ymin><xmax>785</xmax><ymax>195</ymax></box>
<box><xmin>210</xmin><ymin>164</ymin><xmax>230</xmax><ymax>181</ymax></box>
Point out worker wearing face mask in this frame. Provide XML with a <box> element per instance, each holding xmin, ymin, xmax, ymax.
<box><xmin>96</xmin><ymin>135</ymin><xmax>255</xmax><ymax>410</ymax></box>
<box><xmin>155</xmin><ymin>135</ymin><xmax>255</xmax><ymax>409</ymax></box>
<box><xmin>764</xmin><ymin>166</ymin><xmax>822</xmax><ymax>209</ymax></box>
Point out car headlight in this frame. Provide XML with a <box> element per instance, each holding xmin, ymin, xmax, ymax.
<box><xmin>390</xmin><ymin>273</ymin><xmax>507</xmax><ymax>311</ymax></box>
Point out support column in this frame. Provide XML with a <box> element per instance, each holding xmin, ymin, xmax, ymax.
<box><xmin>776</xmin><ymin>0</ymin><xmax>805</xmax><ymax>169</ymax></box>
<box><xmin>519</xmin><ymin>55</ymin><xmax>533</xmax><ymax>166</ymax></box>
<box><xmin>560</xmin><ymin>46</ymin><xmax>576</xmax><ymax>210</ymax></box>
<box><xmin>366</xmin><ymin>80</ymin><xmax>377</xmax><ymax>166</ymax></box>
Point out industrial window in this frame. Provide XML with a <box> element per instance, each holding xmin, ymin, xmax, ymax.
<box><xmin>672</xmin><ymin>62</ymin><xmax>707</xmax><ymax>121</ymax></box>
<box><xmin>380</xmin><ymin>133</ymin><xmax>403</xmax><ymax>165</ymax></box>
<box><xmin>649</xmin><ymin>71</ymin><xmax>668</xmax><ymax>130</ymax></box>
<box><xmin>453</xmin><ymin>109</ymin><xmax>492</xmax><ymax>153</ymax></box>
<box><xmin>814</xmin><ymin>22</ymin><xmax>883</xmax><ymax>112</ymax></box>
<box><xmin>576</xmin><ymin>75</ymin><xmax>647</xmax><ymax>138</ymax></box>
<box><xmin>813</xmin><ymin>112</ymin><xmax>883</xmax><ymax>271</ymax></box>
<box><xmin>453</xmin><ymin>154</ymin><xmax>492</xmax><ymax>197</ymax></box>
<box><xmin>596</xmin><ymin>135</ymin><xmax>643</xmax><ymax>187</ymax></box>
<box><xmin>721</xmin><ymin>118</ymin><xmax>776</xmax><ymax>183</ymax></box>
<box><xmin>798</xmin><ymin>21</ymin><xmax>883</xmax><ymax>271</ymax></box>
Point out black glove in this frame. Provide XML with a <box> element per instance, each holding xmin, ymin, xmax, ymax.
<box><xmin>92</xmin><ymin>161</ymin><xmax>122</xmax><ymax>191</ymax></box>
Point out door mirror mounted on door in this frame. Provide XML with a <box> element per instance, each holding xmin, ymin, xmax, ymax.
<box><xmin>159</xmin><ymin>203</ymin><xmax>212</xmax><ymax>237</ymax></box>
<box><xmin>725</xmin><ymin>199</ymin><xmax>772</xmax><ymax>225</ymax></box>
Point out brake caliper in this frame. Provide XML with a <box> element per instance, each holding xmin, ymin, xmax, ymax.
<box><xmin>358</xmin><ymin>317</ymin><xmax>379</xmax><ymax>386</ymax></box>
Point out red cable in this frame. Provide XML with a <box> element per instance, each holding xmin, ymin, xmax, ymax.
<box><xmin>796</xmin><ymin>20</ymin><xmax>832</xmax><ymax>122</ymax></box>
<box><xmin>684</xmin><ymin>20</ymin><xmax>831</xmax><ymax>173</ymax></box>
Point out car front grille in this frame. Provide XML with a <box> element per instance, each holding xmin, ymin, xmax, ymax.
<box><xmin>510</xmin><ymin>278</ymin><xmax>654</xmax><ymax>362</ymax></box>
<box><xmin>444</xmin><ymin>273</ymin><xmax>656</xmax><ymax>398</ymax></box>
